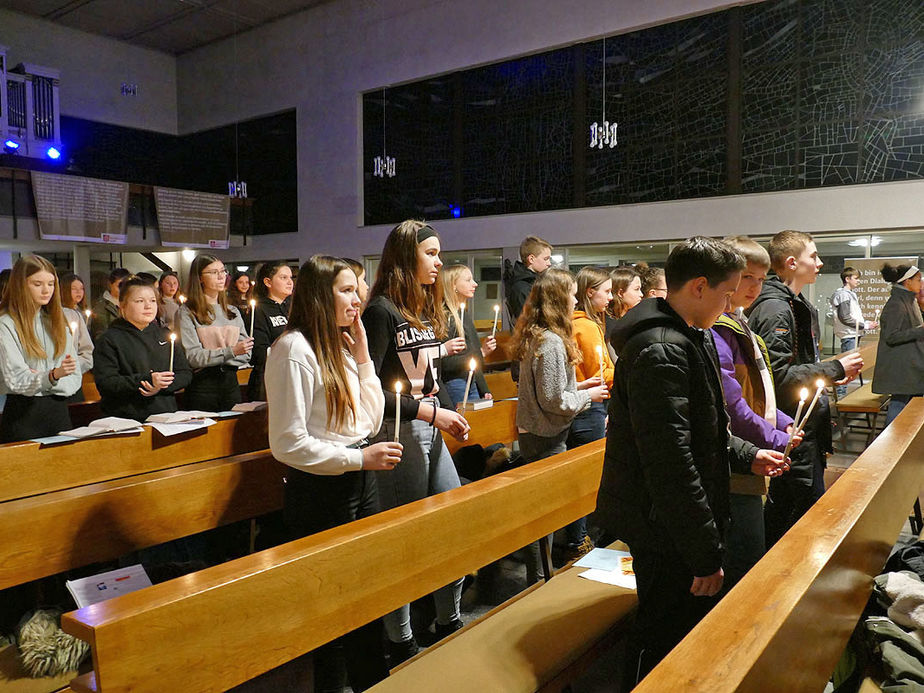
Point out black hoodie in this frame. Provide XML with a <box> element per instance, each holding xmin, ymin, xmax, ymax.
<box><xmin>504</xmin><ymin>260</ymin><xmax>539</xmax><ymax>323</ymax></box>
<box><xmin>745</xmin><ymin>275</ymin><xmax>844</xmax><ymax>485</ymax></box>
<box><xmin>596</xmin><ymin>297</ymin><xmax>758</xmax><ymax>577</ymax></box>
<box><xmin>247</xmin><ymin>295</ymin><xmax>290</xmax><ymax>401</ymax></box>
<box><xmin>93</xmin><ymin>318</ymin><xmax>193</xmax><ymax>421</ymax></box>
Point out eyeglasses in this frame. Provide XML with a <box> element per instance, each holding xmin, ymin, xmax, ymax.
<box><xmin>651</xmin><ymin>287</ymin><xmax>668</xmax><ymax>296</ymax></box>
<box><xmin>202</xmin><ymin>269</ymin><xmax>229</xmax><ymax>277</ymax></box>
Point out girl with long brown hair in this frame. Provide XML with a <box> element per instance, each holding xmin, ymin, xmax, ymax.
<box><xmin>177</xmin><ymin>254</ymin><xmax>253</xmax><ymax>411</ymax></box>
<box><xmin>362</xmin><ymin>220</ymin><xmax>469</xmax><ymax>663</ymax></box>
<box><xmin>604</xmin><ymin>265</ymin><xmax>644</xmax><ymax>361</ymax></box>
<box><xmin>158</xmin><ymin>270</ymin><xmax>181</xmax><ymax>331</ymax></box>
<box><xmin>0</xmin><ymin>255</ymin><xmax>81</xmax><ymax>442</ymax></box>
<box><xmin>439</xmin><ymin>263</ymin><xmax>497</xmax><ymax>405</ymax></box>
<box><xmin>265</xmin><ymin>255</ymin><xmax>400</xmax><ymax>691</ymax></box>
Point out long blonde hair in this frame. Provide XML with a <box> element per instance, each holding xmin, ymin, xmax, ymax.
<box><xmin>185</xmin><ymin>254</ymin><xmax>235</xmax><ymax>325</ymax></box>
<box><xmin>440</xmin><ymin>263</ymin><xmax>471</xmax><ymax>337</ymax></box>
<box><xmin>288</xmin><ymin>256</ymin><xmax>357</xmax><ymax>430</ymax></box>
<box><xmin>574</xmin><ymin>266</ymin><xmax>611</xmax><ymax>328</ymax></box>
<box><xmin>369</xmin><ymin>220</ymin><xmax>447</xmax><ymax>339</ymax></box>
<box><xmin>511</xmin><ymin>268</ymin><xmax>580</xmax><ymax>365</ymax></box>
<box><xmin>0</xmin><ymin>255</ymin><xmax>67</xmax><ymax>360</ymax></box>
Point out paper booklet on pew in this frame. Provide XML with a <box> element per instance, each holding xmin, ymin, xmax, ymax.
<box><xmin>146</xmin><ymin>410</ymin><xmax>219</xmax><ymax>423</ymax></box>
<box><xmin>232</xmin><ymin>401</ymin><xmax>266</xmax><ymax>412</ymax></box>
<box><xmin>576</xmin><ymin>549</ymin><xmax>637</xmax><ymax>590</ymax></box>
<box><xmin>58</xmin><ymin>417</ymin><xmax>145</xmax><ymax>440</ymax></box>
<box><xmin>66</xmin><ymin>564</ymin><xmax>152</xmax><ymax>609</ymax></box>
<box><xmin>456</xmin><ymin>398</ymin><xmax>493</xmax><ymax>412</ymax></box>
<box><xmin>145</xmin><ymin>411</ymin><xmax>218</xmax><ymax>437</ymax></box>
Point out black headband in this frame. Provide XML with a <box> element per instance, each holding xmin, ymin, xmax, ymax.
<box><xmin>416</xmin><ymin>225</ymin><xmax>437</xmax><ymax>244</ymax></box>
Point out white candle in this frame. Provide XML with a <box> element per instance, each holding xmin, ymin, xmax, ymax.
<box><xmin>459</xmin><ymin>301</ymin><xmax>465</xmax><ymax>327</ymax></box>
<box><xmin>249</xmin><ymin>298</ymin><xmax>256</xmax><ymax>335</ymax></box>
<box><xmin>168</xmin><ymin>333</ymin><xmax>177</xmax><ymax>372</ymax></box>
<box><xmin>461</xmin><ymin>358</ymin><xmax>476</xmax><ymax>412</ymax></box>
<box><xmin>491</xmin><ymin>304</ymin><xmax>500</xmax><ymax>338</ymax></box>
<box><xmin>595</xmin><ymin>344</ymin><xmax>604</xmax><ymax>384</ymax></box>
<box><xmin>796</xmin><ymin>379</ymin><xmax>826</xmax><ymax>435</ymax></box>
<box><xmin>783</xmin><ymin>388</ymin><xmax>808</xmax><ymax>461</ymax></box>
<box><xmin>394</xmin><ymin>382</ymin><xmax>402</xmax><ymax>442</ymax></box>
<box><xmin>69</xmin><ymin>320</ymin><xmax>78</xmax><ymax>336</ymax></box>
<box><xmin>83</xmin><ymin>309</ymin><xmax>91</xmax><ymax>321</ymax></box>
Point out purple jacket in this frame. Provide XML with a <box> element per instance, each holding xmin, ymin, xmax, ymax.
<box><xmin>712</xmin><ymin>320</ymin><xmax>793</xmax><ymax>451</ymax></box>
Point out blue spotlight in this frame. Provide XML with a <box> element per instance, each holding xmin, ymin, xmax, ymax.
<box><xmin>3</xmin><ymin>139</ymin><xmax>20</xmax><ymax>153</ymax></box>
<box><xmin>46</xmin><ymin>146</ymin><xmax>62</xmax><ymax>160</ymax></box>
<box><xmin>450</xmin><ymin>205</ymin><xmax>462</xmax><ymax>218</ymax></box>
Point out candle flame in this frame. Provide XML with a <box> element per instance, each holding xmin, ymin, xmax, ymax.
<box><xmin>493</xmin><ymin>304</ymin><xmax>500</xmax><ymax>312</ymax></box>
<box><xmin>178</xmin><ymin>294</ymin><xmax>186</xmax><ymax>304</ymax></box>
<box><xmin>395</xmin><ymin>382</ymin><xmax>402</xmax><ymax>394</ymax></box>
<box><xmin>169</xmin><ymin>333</ymin><xmax>177</xmax><ymax>342</ymax></box>
<box><xmin>799</xmin><ymin>388</ymin><xmax>809</xmax><ymax>401</ymax></box>
<box><xmin>469</xmin><ymin>358</ymin><xmax>477</xmax><ymax>371</ymax></box>
<box><xmin>595</xmin><ymin>345</ymin><xmax>603</xmax><ymax>355</ymax></box>
<box><xmin>249</xmin><ymin>299</ymin><xmax>256</xmax><ymax>307</ymax></box>
<box><xmin>815</xmin><ymin>379</ymin><xmax>825</xmax><ymax>389</ymax></box>
<box><xmin>69</xmin><ymin>321</ymin><xmax>78</xmax><ymax>332</ymax></box>
<box><xmin>84</xmin><ymin>309</ymin><xmax>92</xmax><ymax>317</ymax></box>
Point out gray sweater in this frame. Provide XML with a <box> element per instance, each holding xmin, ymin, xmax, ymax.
<box><xmin>516</xmin><ymin>330</ymin><xmax>591</xmax><ymax>437</ymax></box>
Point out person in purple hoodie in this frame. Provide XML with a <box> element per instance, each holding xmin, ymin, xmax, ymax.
<box><xmin>711</xmin><ymin>236</ymin><xmax>802</xmax><ymax>589</ymax></box>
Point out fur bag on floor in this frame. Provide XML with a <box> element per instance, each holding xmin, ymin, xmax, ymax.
<box><xmin>16</xmin><ymin>609</ymin><xmax>89</xmax><ymax>678</ymax></box>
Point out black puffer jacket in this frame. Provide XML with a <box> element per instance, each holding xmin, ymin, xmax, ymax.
<box><xmin>504</xmin><ymin>260</ymin><xmax>538</xmax><ymax>323</ymax></box>
<box><xmin>595</xmin><ymin>298</ymin><xmax>759</xmax><ymax>577</ymax></box>
<box><xmin>746</xmin><ymin>276</ymin><xmax>845</xmax><ymax>485</ymax></box>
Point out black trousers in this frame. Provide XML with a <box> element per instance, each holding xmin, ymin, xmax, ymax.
<box><xmin>184</xmin><ymin>366</ymin><xmax>241</xmax><ymax>412</ymax></box>
<box><xmin>285</xmin><ymin>468</ymin><xmax>389</xmax><ymax>692</ymax></box>
<box><xmin>764</xmin><ymin>451</ymin><xmax>825</xmax><ymax>548</ymax></box>
<box><xmin>0</xmin><ymin>393</ymin><xmax>71</xmax><ymax>443</ymax></box>
<box><xmin>624</xmin><ymin>548</ymin><xmax>719</xmax><ymax>689</ymax></box>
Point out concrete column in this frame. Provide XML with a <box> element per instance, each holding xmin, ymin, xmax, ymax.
<box><xmin>73</xmin><ymin>245</ymin><xmax>92</xmax><ymax>301</ymax></box>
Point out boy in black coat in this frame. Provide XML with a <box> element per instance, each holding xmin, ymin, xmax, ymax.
<box><xmin>595</xmin><ymin>237</ymin><xmax>788</xmax><ymax>686</ymax></box>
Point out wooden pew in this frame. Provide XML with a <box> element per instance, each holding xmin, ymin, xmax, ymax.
<box><xmin>61</xmin><ymin>440</ymin><xmax>617</xmax><ymax>693</ymax></box>
<box><xmin>483</xmin><ymin>330</ymin><xmax>513</xmax><ymax>368</ymax></box>
<box><xmin>634</xmin><ymin>398</ymin><xmax>924</xmax><ymax>692</ymax></box>
<box><xmin>444</xmin><ymin>398</ymin><xmax>517</xmax><ymax>456</ymax></box>
<box><xmin>0</xmin><ymin>451</ymin><xmax>285</xmax><ymax>591</ymax></box>
<box><xmin>484</xmin><ymin>369</ymin><xmax>517</xmax><ymax>400</ymax></box>
<box><xmin>0</xmin><ymin>410</ymin><xmax>268</xmax><ymax>503</ymax></box>
<box><xmin>76</xmin><ymin>367</ymin><xmax>254</xmax><ymax>406</ymax></box>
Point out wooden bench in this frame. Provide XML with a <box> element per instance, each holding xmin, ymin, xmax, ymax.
<box><xmin>634</xmin><ymin>398</ymin><xmax>924</xmax><ymax>692</ymax></box>
<box><xmin>483</xmin><ymin>330</ymin><xmax>513</xmax><ymax>370</ymax></box>
<box><xmin>60</xmin><ymin>439</ymin><xmax>633</xmax><ymax>693</ymax></box>
<box><xmin>484</xmin><ymin>369</ymin><xmax>518</xmax><ymax>400</ymax></box>
<box><xmin>76</xmin><ymin>367</ymin><xmax>254</xmax><ymax>406</ymax></box>
<box><xmin>444</xmin><ymin>398</ymin><xmax>518</xmax><ymax>456</ymax></box>
<box><xmin>836</xmin><ymin>382</ymin><xmax>889</xmax><ymax>449</ymax></box>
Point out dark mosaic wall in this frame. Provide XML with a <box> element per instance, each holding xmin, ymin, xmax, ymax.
<box><xmin>362</xmin><ymin>0</ymin><xmax>924</xmax><ymax>226</ymax></box>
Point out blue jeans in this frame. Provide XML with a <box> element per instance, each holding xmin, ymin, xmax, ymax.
<box><xmin>886</xmin><ymin>394</ymin><xmax>915</xmax><ymax>427</ymax></box>
<box><xmin>837</xmin><ymin>338</ymin><xmax>856</xmax><ymax>397</ymax></box>
<box><xmin>444</xmin><ymin>378</ymin><xmax>480</xmax><ymax>408</ymax></box>
<box><xmin>372</xmin><ymin>413</ymin><xmax>463</xmax><ymax>642</ymax></box>
<box><xmin>563</xmin><ymin>402</ymin><xmax>608</xmax><ymax>548</ymax></box>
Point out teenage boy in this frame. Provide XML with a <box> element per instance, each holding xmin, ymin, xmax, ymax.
<box><xmin>596</xmin><ymin>237</ymin><xmax>787</xmax><ymax>686</ymax></box>
<box><xmin>639</xmin><ymin>266</ymin><xmax>667</xmax><ymax>298</ymax></box>
<box><xmin>504</xmin><ymin>235</ymin><xmax>553</xmax><ymax>322</ymax></box>
<box><xmin>710</xmin><ymin>236</ymin><xmax>801</xmax><ymax>589</ymax></box>
<box><xmin>831</xmin><ymin>267</ymin><xmax>878</xmax><ymax>353</ymax></box>
<box><xmin>747</xmin><ymin>230</ymin><xmax>863</xmax><ymax>547</ymax></box>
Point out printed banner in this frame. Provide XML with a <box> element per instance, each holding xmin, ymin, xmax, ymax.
<box><xmin>31</xmin><ymin>172</ymin><xmax>128</xmax><ymax>243</ymax></box>
<box><xmin>154</xmin><ymin>186</ymin><xmax>230</xmax><ymax>249</ymax></box>
<box><xmin>845</xmin><ymin>256</ymin><xmax>919</xmax><ymax>339</ymax></box>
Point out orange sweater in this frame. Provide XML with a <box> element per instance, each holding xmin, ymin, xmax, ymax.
<box><xmin>572</xmin><ymin>310</ymin><xmax>614</xmax><ymax>388</ymax></box>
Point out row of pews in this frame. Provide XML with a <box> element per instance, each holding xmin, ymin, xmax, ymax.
<box><xmin>3</xmin><ymin>358</ymin><xmax>923</xmax><ymax>691</ymax></box>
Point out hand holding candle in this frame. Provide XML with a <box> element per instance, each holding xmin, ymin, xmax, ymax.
<box><xmin>394</xmin><ymin>382</ymin><xmax>402</xmax><ymax>442</ymax></box>
<box><xmin>491</xmin><ymin>304</ymin><xmax>500</xmax><ymax>338</ymax></box>
<box><xmin>168</xmin><ymin>333</ymin><xmax>177</xmax><ymax>372</ymax></box>
<box><xmin>783</xmin><ymin>387</ymin><xmax>808</xmax><ymax>461</ymax></box>
<box><xmin>795</xmin><ymin>379</ymin><xmax>826</xmax><ymax>436</ymax></box>
<box><xmin>461</xmin><ymin>358</ymin><xmax>476</xmax><ymax>413</ymax></box>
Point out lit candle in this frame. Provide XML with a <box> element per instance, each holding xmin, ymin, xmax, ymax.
<box><xmin>249</xmin><ymin>298</ymin><xmax>256</xmax><ymax>335</ymax></box>
<box><xmin>168</xmin><ymin>333</ymin><xmax>176</xmax><ymax>372</ymax></box>
<box><xmin>461</xmin><ymin>358</ymin><xmax>476</xmax><ymax>412</ymax></box>
<box><xmin>69</xmin><ymin>320</ymin><xmax>78</xmax><ymax>335</ymax></box>
<box><xmin>83</xmin><ymin>309</ymin><xmax>91</xmax><ymax>321</ymax></box>
<box><xmin>491</xmin><ymin>304</ymin><xmax>500</xmax><ymax>338</ymax></box>
<box><xmin>595</xmin><ymin>344</ymin><xmax>604</xmax><ymax>384</ymax></box>
<box><xmin>178</xmin><ymin>294</ymin><xmax>187</xmax><ymax>304</ymax></box>
<box><xmin>796</xmin><ymin>379</ymin><xmax>826</xmax><ymax>435</ymax></box>
<box><xmin>394</xmin><ymin>382</ymin><xmax>402</xmax><ymax>442</ymax></box>
<box><xmin>783</xmin><ymin>388</ymin><xmax>808</xmax><ymax>461</ymax></box>
<box><xmin>459</xmin><ymin>300</ymin><xmax>465</xmax><ymax>327</ymax></box>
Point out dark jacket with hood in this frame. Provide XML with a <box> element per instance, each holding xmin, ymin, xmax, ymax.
<box><xmin>247</xmin><ymin>295</ymin><xmax>290</xmax><ymax>401</ymax></box>
<box><xmin>504</xmin><ymin>260</ymin><xmax>539</xmax><ymax>323</ymax></box>
<box><xmin>873</xmin><ymin>284</ymin><xmax>924</xmax><ymax>396</ymax></box>
<box><xmin>93</xmin><ymin>318</ymin><xmax>193</xmax><ymax>421</ymax></box>
<box><xmin>745</xmin><ymin>275</ymin><xmax>845</xmax><ymax>485</ymax></box>
<box><xmin>595</xmin><ymin>297</ymin><xmax>759</xmax><ymax>577</ymax></box>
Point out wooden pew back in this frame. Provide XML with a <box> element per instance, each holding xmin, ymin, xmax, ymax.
<box><xmin>484</xmin><ymin>370</ymin><xmax>517</xmax><ymax>400</ymax></box>
<box><xmin>443</xmin><ymin>398</ymin><xmax>517</xmax><ymax>456</ymax></box>
<box><xmin>636</xmin><ymin>398</ymin><xmax>924</xmax><ymax>692</ymax></box>
<box><xmin>62</xmin><ymin>439</ymin><xmax>606</xmax><ymax>693</ymax></box>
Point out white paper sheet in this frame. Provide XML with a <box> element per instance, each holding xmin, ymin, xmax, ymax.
<box><xmin>66</xmin><ymin>564</ymin><xmax>152</xmax><ymax>608</ymax></box>
<box><xmin>148</xmin><ymin>418</ymin><xmax>217</xmax><ymax>437</ymax></box>
<box><xmin>576</xmin><ymin>549</ymin><xmax>637</xmax><ymax>590</ymax></box>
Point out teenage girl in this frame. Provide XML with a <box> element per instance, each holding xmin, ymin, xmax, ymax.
<box><xmin>158</xmin><ymin>270</ymin><xmax>181</xmax><ymax>331</ymax></box>
<box><xmin>604</xmin><ymin>265</ymin><xmax>644</xmax><ymax>361</ymax></box>
<box><xmin>93</xmin><ymin>276</ymin><xmax>193</xmax><ymax>421</ymax></box>
<box><xmin>362</xmin><ymin>220</ymin><xmax>470</xmax><ymax>663</ymax></box>
<box><xmin>344</xmin><ymin>258</ymin><xmax>370</xmax><ymax>306</ymax></box>
<box><xmin>59</xmin><ymin>273</ymin><xmax>87</xmax><ymax>314</ymax></box>
<box><xmin>439</xmin><ymin>263</ymin><xmax>497</xmax><ymax>406</ymax></box>
<box><xmin>57</xmin><ymin>271</ymin><xmax>94</xmax><ymax>402</ymax></box>
<box><xmin>247</xmin><ymin>261</ymin><xmax>294</xmax><ymax>401</ymax></box>
<box><xmin>0</xmin><ymin>255</ymin><xmax>81</xmax><ymax>442</ymax></box>
<box><xmin>177</xmin><ymin>255</ymin><xmax>253</xmax><ymax>411</ymax></box>
<box><xmin>266</xmin><ymin>255</ymin><xmax>401</xmax><ymax>692</ymax></box>
<box><xmin>229</xmin><ymin>270</ymin><xmax>253</xmax><ymax>332</ymax></box>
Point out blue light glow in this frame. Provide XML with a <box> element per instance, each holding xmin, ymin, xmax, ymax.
<box><xmin>451</xmin><ymin>206</ymin><xmax>462</xmax><ymax>218</ymax></box>
<box><xmin>46</xmin><ymin>146</ymin><xmax>61</xmax><ymax>160</ymax></box>
<box><xmin>3</xmin><ymin>139</ymin><xmax>20</xmax><ymax>151</ymax></box>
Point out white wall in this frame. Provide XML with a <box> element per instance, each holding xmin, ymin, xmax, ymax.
<box><xmin>0</xmin><ymin>9</ymin><xmax>177</xmax><ymax>134</ymax></box>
